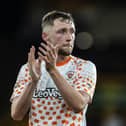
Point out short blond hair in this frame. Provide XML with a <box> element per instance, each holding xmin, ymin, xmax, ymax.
<box><xmin>41</xmin><ymin>10</ymin><xmax>74</xmax><ymax>33</ymax></box>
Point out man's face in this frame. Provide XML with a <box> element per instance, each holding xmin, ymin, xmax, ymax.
<box><xmin>47</xmin><ymin>18</ymin><xmax>75</xmax><ymax>56</ymax></box>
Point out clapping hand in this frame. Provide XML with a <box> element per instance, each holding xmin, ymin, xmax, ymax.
<box><xmin>28</xmin><ymin>46</ymin><xmax>42</xmax><ymax>83</ymax></box>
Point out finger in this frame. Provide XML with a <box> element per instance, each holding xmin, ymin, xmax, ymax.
<box><xmin>28</xmin><ymin>46</ymin><xmax>36</xmax><ymax>67</ymax></box>
<box><xmin>46</xmin><ymin>41</ymin><xmax>54</xmax><ymax>49</ymax></box>
<box><xmin>44</xmin><ymin>55</ymin><xmax>50</xmax><ymax>63</ymax></box>
<box><xmin>39</xmin><ymin>47</ymin><xmax>48</xmax><ymax>56</ymax></box>
<box><xmin>31</xmin><ymin>46</ymin><xmax>35</xmax><ymax>60</ymax></box>
<box><xmin>28</xmin><ymin>52</ymin><xmax>32</xmax><ymax>73</ymax></box>
<box><xmin>52</xmin><ymin>46</ymin><xmax>58</xmax><ymax>57</ymax></box>
<box><xmin>47</xmin><ymin>47</ymin><xmax>55</xmax><ymax>60</ymax></box>
<box><xmin>38</xmin><ymin>51</ymin><xmax>45</xmax><ymax>59</ymax></box>
<box><xmin>37</xmin><ymin>57</ymin><xmax>42</xmax><ymax>75</ymax></box>
<box><xmin>45</xmin><ymin>40</ymin><xmax>58</xmax><ymax>56</ymax></box>
<box><xmin>43</xmin><ymin>42</ymin><xmax>56</xmax><ymax>60</ymax></box>
<box><xmin>45</xmin><ymin>51</ymin><xmax>54</xmax><ymax>63</ymax></box>
<box><xmin>28</xmin><ymin>52</ymin><xmax>31</xmax><ymax>63</ymax></box>
<box><xmin>38</xmin><ymin>52</ymin><xmax>49</xmax><ymax>63</ymax></box>
<box><xmin>40</xmin><ymin>42</ymin><xmax>50</xmax><ymax>52</ymax></box>
<box><xmin>46</xmin><ymin>41</ymin><xmax>56</xmax><ymax>56</ymax></box>
<box><xmin>38</xmin><ymin>51</ymin><xmax>49</xmax><ymax>62</ymax></box>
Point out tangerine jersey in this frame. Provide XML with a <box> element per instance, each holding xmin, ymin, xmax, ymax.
<box><xmin>10</xmin><ymin>55</ymin><xmax>97</xmax><ymax>126</ymax></box>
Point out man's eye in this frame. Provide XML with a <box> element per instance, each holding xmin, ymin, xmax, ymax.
<box><xmin>58</xmin><ymin>29</ymin><xmax>66</xmax><ymax>34</ymax></box>
<box><xmin>70</xmin><ymin>29</ymin><xmax>75</xmax><ymax>34</ymax></box>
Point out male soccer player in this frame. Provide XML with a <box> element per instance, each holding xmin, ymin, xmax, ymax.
<box><xmin>10</xmin><ymin>10</ymin><xmax>97</xmax><ymax>126</ymax></box>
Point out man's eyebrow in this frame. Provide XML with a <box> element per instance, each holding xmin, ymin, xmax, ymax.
<box><xmin>56</xmin><ymin>28</ymin><xmax>66</xmax><ymax>32</ymax></box>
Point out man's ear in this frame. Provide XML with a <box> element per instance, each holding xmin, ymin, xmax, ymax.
<box><xmin>42</xmin><ymin>32</ymin><xmax>48</xmax><ymax>42</ymax></box>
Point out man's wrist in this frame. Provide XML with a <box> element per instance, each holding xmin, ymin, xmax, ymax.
<box><xmin>31</xmin><ymin>78</ymin><xmax>39</xmax><ymax>85</ymax></box>
<box><xmin>47</xmin><ymin>66</ymin><xmax>57</xmax><ymax>75</ymax></box>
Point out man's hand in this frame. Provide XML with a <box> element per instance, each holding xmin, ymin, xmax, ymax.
<box><xmin>38</xmin><ymin>41</ymin><xmax>59</xmax><ymax>72</ymax></box>
<box><xmin>11</xmin><ymin>46</ymin><xmax>42</xmax><ymax>120</ymax></box>
<box><xmin>28</xmin><ymin>46</ymin><xmax>42</xmax><ymax>83</ymax></box>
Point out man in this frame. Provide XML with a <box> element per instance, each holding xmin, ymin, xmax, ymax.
<box><xmin>10</xmin><ymin>10</ymin><xmax>97</xmax><ymax>126</ymax></box>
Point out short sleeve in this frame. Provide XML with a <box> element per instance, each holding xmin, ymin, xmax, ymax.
<box><xmin>10</xmin><ymin>63</ymin><xmax>32</xmax><ymax>102</ymax></box>
<box><xmin>74</xmin><ymin>60</ymin><xmax>97</xmax><ymax>102</ymax></box>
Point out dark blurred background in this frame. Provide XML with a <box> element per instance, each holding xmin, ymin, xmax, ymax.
<box><xmin>0</xmin><ymin>0</ymin><xmax>126</xmax><ymax>126</ymax></box>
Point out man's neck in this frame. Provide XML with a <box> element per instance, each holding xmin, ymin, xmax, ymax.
<box><xmin>56</xmin><ymin>55</ymin><xmax>70</xmax><ymax>63</ymax></box>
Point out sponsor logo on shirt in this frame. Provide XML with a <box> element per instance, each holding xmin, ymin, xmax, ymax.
<box><xmin>33</xmin><ymin>88</ymin><xmax>63</xmax><ymax>100</ymax></box>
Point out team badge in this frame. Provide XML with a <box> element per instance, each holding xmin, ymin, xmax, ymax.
<box><xmin>66</xmin><ymin>71</ymin><xmax>75</xmax><ymax>80</ymax></box>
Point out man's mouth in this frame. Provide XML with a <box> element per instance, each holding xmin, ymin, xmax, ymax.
<box><xmin>63</xmin><ymin>44</ymin><xmax>72</xmax><ymax>48</ymax></box>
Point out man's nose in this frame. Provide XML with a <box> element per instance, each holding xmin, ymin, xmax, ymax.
<box><xmin>66</xmin><ymin>32</ymin><xmax>73</xmax><ymax>41</ymax></box>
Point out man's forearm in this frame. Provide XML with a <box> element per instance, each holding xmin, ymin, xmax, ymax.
<box><xmin>48</xmin><ymin>68</ymin><xmax>89</xmax><ymax>113</ymax></box>
<box><xmin>11</xmin><ymin>81</ymin><xmax>37</xmax><ymax>120</ymax></box>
